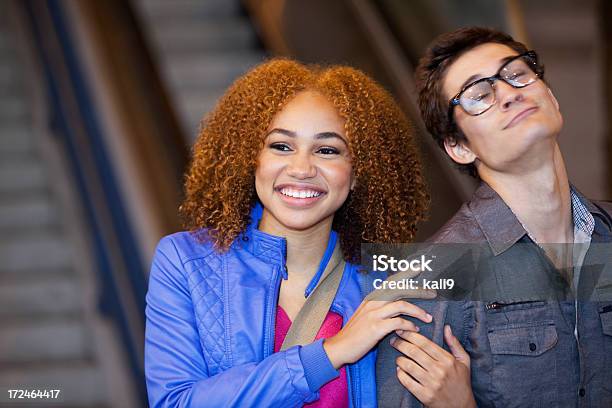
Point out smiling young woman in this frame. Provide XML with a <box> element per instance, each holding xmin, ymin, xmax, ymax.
<box><xmin>145</xmin><ymin>59</ymin><xmax>430</xmax><ymax>407</ymax></box>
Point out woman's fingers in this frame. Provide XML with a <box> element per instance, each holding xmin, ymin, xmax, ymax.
<box><xmin>396</xmin><ymin>331</ymin><xmax>449</xmax><ymax>362</ymax></box>
<box><xmin>388</xmin><ymin>317</ymin><xmax>420</xmax><ymax>333</ymax></box>
<box><xmin>378</xmin><ymin>301</ymin><xmax>433</xmax><ymax>323</ymax></box>
<box><xmin>326</xmin><ymin>298</ymin><xmax>435</xmax><ymax>368</ymax></box>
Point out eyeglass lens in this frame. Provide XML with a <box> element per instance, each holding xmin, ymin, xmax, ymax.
<box><xmin>459</xmin><ymin>56</ymin><xmax>538</xmax><ymax>115</ymax></box>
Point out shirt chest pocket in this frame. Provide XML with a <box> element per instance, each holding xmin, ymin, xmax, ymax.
<box><xmin>488</xmin><ymin>322</ymin><xmax>558</xmax><ymax>356</ymax></box>
<box><xmin>486</xmin><ymin>301</ymin><xmax>558</xmax><ymax>358</ymax></box>
<box><xmin>482</xmin><ymin>301</ymin><xmax>561</xmax><ymax>407</ymax></box>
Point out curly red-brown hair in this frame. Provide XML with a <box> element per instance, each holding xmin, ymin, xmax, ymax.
<box><xmin>180</xmin><ymin>58</ymin><xmax>428</xmax><ymax>263</ymax></box>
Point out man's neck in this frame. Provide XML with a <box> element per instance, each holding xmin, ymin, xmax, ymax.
<box><xmin>481</xmin><ymin>143</ymin><xmax>574</xmax><ymax>245</ymax></box>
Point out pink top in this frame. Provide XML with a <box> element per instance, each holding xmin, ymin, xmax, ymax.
<box><xmin>274</xmin><ymin>306</ymin><xmax>349</xmax><ymax>408</ymax></box>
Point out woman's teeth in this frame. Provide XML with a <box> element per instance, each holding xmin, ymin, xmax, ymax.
<box><xmin>279</xmin><ymin>188</ymin><xmax>322</xmax><ymax>198</ymax></box>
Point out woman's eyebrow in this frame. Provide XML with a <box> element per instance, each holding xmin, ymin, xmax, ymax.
<box><xmin>267</xmin><ymin>128</ymin><xmax>296</xmax><ymax>137</ymax></box>
<box><xmin>315</xmin><ymin>132</ymin><xmax>348</xmax><ymax>146</ymax></box>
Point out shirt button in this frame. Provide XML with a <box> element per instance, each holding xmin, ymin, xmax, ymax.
<box><xmin>579</xmin><ymin>388</ymin><xmax>586</xmax><ymax>397</ymax></box>
<box><xmin>529</xmin><ymin>342</ymin><xmax>537</xmax><ymax>351</ymax></box>
<box><xmin>242</xmin><ymin>236</ymin><xmax>249</xmax><ymax>242</ymax></box>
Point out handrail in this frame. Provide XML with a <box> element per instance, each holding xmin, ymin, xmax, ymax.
<box><xmin>73</xmin><ymin>0</ymin><xmax>188</xmax><ymax>240</ymax></box>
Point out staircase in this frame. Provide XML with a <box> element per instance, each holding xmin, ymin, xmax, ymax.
<box><xmin>133</xmin><ymin>0</ymin><xmax>267</xmax><ymax>142</ymax></box>
<box><xmin>0</xmin><ymin>5</ymin><xmax>135</xmax><ymax>407</ymax></box>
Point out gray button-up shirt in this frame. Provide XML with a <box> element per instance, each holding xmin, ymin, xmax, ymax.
<box><xmin>376</xmin><ymin>182</ymin><xmax>612</xmax><ymax>408</ymax></box>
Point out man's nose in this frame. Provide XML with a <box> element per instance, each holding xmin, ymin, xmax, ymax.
<box><xmin>497</xmin><ymin>81</ymin><xmax>525</xmax><ymax>111</ymax></box>
<box><xmin>286</xmin><ymin>152</ymin><xmax>317</xmax><ymax>179</ymax></box>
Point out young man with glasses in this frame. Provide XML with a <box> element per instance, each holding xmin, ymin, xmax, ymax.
<box><xmin>376</xmin><ymin>27</ymin><xmax>612</xmax><ymax>407</ymax></box>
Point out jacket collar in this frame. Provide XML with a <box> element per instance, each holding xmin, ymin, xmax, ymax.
<box><xmin>468</xmin><ymin>182</ymin><xmax>526</xmax><ymax>256</ymax></box>
<box><xmin>468</xmin><ymin>182</ymin><xmax>611</xmax><ymax>255</ymax></box>
<box><xmin>240</xmin><ymin>202</ymin><xmax>339</xmax><ymax>296</ymax></box>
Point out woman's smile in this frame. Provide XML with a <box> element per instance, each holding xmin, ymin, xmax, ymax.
<box><xmin>275</xmin><ymin>183</ymin><xmax>327</xmax><ymax>207</ymax></box>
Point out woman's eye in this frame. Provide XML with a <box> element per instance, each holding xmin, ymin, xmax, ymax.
<box><xmin>270</xmin><ymin>143</ymin><xmax>292</xmax><ymax>152</ymax></box>
<box><xmin>317</xmin><ymin>147</ymin><xmax>340</xmax><ymax>155</ymax></box>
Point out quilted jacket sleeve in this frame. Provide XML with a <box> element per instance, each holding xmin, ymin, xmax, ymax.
<box><xmin>145</xmin><ymin>236</ymin><xmax>337</xmax><ymax>408</ymax></box>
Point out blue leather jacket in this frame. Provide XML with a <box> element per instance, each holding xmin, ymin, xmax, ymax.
<box><xmin>145</xmin><ymin>206</ymin><xmax>377</xmax><ymax>407</ymax></box>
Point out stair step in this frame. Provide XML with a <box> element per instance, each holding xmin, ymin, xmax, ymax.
<box><xmin>136</xmin><ymin>0</ymin><xmax>241</xmax><ymax>19</ymax></box>
<box><xmin>0</xmin><ymin>61</ymin><xmax>21</xmax><ymax>87</ymax></box>
<box><xmin>0</xmin><ymin>233</ymin><xmax>73</xmax><ymax>273</ymax></box>
<box><xmin>0</xmin><ymin>125</ymin><xmax>34</xmax><ymax>154</ymax></box>
<box><xmin>163</xmin><ymin>51</ymin><xmax>264</xmax><ymax>90</ymax></box>
<box><xmin>0</xmin><ymin>278</ymin><xmax>82</xmax><ymax>318</ymax></box>
<box><xmin>0</xmin><ymin>32</ymin><xmax>9</xmax><ymax>51</ymax></box>
<box><xmin>179</xmin><ymin>91</ymin><xmax>221</xmax><ymax>115</ymax></box>
<box><xmin>0</xmin><ymin>98</ymin><xmax>27</xmax><ymax>119</ymax></box>
<box><xmin>0</xmin><ymin>159</ymin><xmax>47</xmax><ymax>194</ymax></box>
<box><xmin>0</xmin><ymin>320</ymin><xmax>91</xmax><ymax>365</ymax></box>
<box><xmin>178</xmin><ymin>95</ymin><xmax>221</xmax><ymax>135</ymax></box>
<box><xmin>146</xmin><ymin>18</ymin><xmax>257</xmax><ymax>54</ymax></box>
<box><xmin>136</xmin><ymin>0</ymin><xmax>267</xmax><ymax>144</ymax></box>
<box><xmin>0</xmin><ymin>363</ymin><xmax>108</xmax><ymax>407</ymax></box>
<box><xmin>0</xmin><ymin>194</ymin><xmax>58</xmax><ymax>230</ymax></box>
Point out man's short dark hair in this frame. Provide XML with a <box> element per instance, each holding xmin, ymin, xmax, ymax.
<box><xmin>415</xmin><ymin>27</ymin><xmax>529</xmax><ymax>178</ymax></box>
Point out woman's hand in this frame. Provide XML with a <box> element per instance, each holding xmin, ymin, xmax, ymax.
<box><xmin>392</xmin><ymin>325</ymin><xmax>476</xmax><ymax>408</ymax></box>
<box><xmin>323</xmin><ymin>300</ymin><xmax>433</xmax><ymax>369</ymax></box>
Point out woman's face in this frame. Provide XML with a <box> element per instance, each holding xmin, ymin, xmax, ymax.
<box><xmin>255</xmin><ymin>91</ymin><xmax>354</xmax><ymax>233</ymax></box>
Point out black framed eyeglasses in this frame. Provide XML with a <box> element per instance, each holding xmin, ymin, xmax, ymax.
<box><xmin>448</xmin><ymin>50</ymin><xmax>544</xmax><ymax>118</ymax></box>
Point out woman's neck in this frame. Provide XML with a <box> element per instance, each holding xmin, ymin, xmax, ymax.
<box><xmin>258</xmin><ymin>211</ymin><xmax>334</xmax><ymax>279</ymax></box>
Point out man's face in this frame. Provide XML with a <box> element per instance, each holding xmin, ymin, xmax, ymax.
<box><xmin>443</xmin><ymin>43</ymin><xmax>563</xmax><ymax>174</ymax></box>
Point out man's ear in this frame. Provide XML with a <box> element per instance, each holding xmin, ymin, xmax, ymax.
<box><xmin>547</xmin><ymin>87</ymin><xmax>560</xmax><ymax>111</ymax></box>
<box><xmin>444</xmin><ymin>138</ymin><xmax>477</xmax><ymax>165</ymax></box>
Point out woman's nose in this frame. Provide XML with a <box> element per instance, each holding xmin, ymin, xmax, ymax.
<box><xmin>286</xmin><ymin>152</ymin><xmax>317</xmax><ymax>179</ymax></box>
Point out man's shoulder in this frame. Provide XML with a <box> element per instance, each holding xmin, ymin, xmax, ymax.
<box><xmin>593</xmin><ymin>200</ymin><xmax>612</xmax><ymax>217</ymax></box>
<box><xmin>427</xmin><ymin>202</ymin><xmax>486</xmax><ymax>244</ymax></box>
